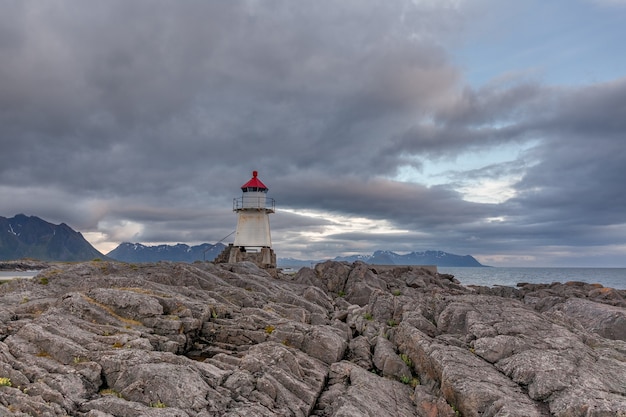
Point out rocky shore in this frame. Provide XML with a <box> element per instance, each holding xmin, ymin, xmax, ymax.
<box><xmin>0</xmin><ymin>259</ymin><xmax>51</xmax><ymax>271</ymax></box>
<box><xmin>0</xmin><ymin>260</ymin><xmax>624</xmax><ymax>416</ymax></box>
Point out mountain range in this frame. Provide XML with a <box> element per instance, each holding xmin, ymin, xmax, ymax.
<box><xmin>1</xmin><ymin>214</ymin><xmax>486</xmax><ymax>267</ymax></box>
<box><xmin>0</xmin><ymin>214</ymin><xmax>105</xmax><ymax>261</ymax></box>
<box><xmin>106</xmin><ymin>242</ymin><xmax>227</xmax><ymax>263</ymax></box>
<box><xmin>279</xmin><ymin>250</ymin><xmax>486</xmax><ymax>268</ymax></box>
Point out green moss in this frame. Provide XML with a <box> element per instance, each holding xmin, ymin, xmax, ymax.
<box><xmin>399</xmin><ymin>375</ymin><xmax>419</xmax><ymax>387</ymax></box>
<box><xmin>150</xmin><ymin>400</ymin><xmax>167</xmax><ymax>408</ymax></box>
<box><xmin>100</xmin><ymin>388</ymin><xmax>123</xmax><ymax>398</ymax></box>
<box><xmin>400</xmin><ymin>353</ymin><xmax>412</xmax><ymax>368</ymax></box>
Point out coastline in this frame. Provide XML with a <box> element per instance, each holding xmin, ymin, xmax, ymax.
<box><xmin>439</xmin><ymin>266</ymin><xmax>626</xmax><ymax>290</ymax></box>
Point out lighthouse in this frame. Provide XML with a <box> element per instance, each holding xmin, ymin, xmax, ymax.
<box><xmin>215</xmin><ymin>171</ymin><xmax>276</xmax><ymax>268</ymax></box>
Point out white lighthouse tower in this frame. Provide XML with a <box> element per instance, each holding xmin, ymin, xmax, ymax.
<box><xmin>217</xmin><ymin>171</ymin><xmax>276</xmax><ymax>268</ymax></box>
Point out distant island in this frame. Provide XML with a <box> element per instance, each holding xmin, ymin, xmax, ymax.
<box><xmin>106</xmin><ymin>246</ymin><xmax>485</xmax><ymax>267</ymax></box>
<box><xmin>279</xmin><ymin>250</ymin><xmax>486</xmax><ymax>268</ymax></box>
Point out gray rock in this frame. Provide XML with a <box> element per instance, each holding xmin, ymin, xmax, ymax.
<box><xmin>0</xmin><ymin>260</ymin><xmax>624</xmax><ymax>416</ymax></box>
<box><xmin>347</xmin><ymin>336</ymin><xmax>372</xmax><ymax>370</ymax></box>
<box><xmin>557</xmin><ymin>297</ymin><xmax>626</xmax><ymax>341</ymax></box>
<box><xmin>302</xmin><ymin>325</ymin><xmax>348</xmax><ymax>365</ymax></box>
<box><xmin>314</xmin><ymin>361</ymin><xmax>417</xmax><ymax>416</ymax></box>
<box><xmin>395</xmin><ymin>323</ymin><xmax>546</xmax><ymax>417</ymax></box>
<box><xmin>372</xmin><ymin>336</ymin><xmax>412</xmax><ymax>380</ymax></box>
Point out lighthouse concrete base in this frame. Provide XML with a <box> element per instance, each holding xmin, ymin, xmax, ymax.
<box><xmin>213</xmin><ymin>244</ymin><xmax>276</xmax><ymax>269</ymax></box>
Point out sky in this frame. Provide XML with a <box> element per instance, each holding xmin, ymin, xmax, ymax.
<box><xmin>1</xmin><ymin>0</ymin><xmax>626</xmax><ymax>267</ymax></box>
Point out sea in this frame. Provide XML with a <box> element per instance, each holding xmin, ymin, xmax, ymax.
<box><xmin>0</xmin><ymin>271</ymin><xmax>41</xmax><ymax>281</ymax></box>
<box><xmin>438</xmin><ymin>267</ymin><xmax>626</xmax><ymax>290</ymax></box>
<box><xmin>2</xmin><ymin>268</ymin><xmax>626</xmax><ymax>290</ymax></box>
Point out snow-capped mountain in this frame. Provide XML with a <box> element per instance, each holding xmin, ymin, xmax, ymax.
<box><xmin>107</xmin><ymin>242</ymin><xmax>226</xmax><ymax>263</ymax></box>
<box><xmin>334</xmin><ymin>250</ymin><xmax>485</xmax><ymax>266</ymax></box>
<box><xmin>0</xmin><ymin>214</ymin><xmax>106</xmax><ymax>261</ymax></box>
<box><xmin>278</xmin><ymin>250</ymin><xmax>485</xmax><ymax>268</ymax></box>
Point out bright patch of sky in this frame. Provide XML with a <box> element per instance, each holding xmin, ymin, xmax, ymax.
<box><xmin>82</xmin><ymin>232</ymin><xmax>117</xmax><ymax>254</ymax></box>
<box><xmin>392</xmin><ymin>141</ymin><xmax>537</xmax><ymax>203</ymax></box>
<box><xmin>85</xmin><ymin>220</ymin><xmax>145</xmax><ymax>253</ymax></box>
<box><xmin>278</xmin><ymin>208</ymin><xmax>411</xmax><ymax>240</ymax></box>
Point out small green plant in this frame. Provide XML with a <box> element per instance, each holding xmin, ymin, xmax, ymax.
<box><xmin>469</xmin><ymin>347</ymin><xmax>475</xmax><ymax>354</ymax></box>
<box><xmin>36</xmin><ymin>351</ymin><xmax>51</xmax><ymax>358</ymax></box>
<box><xmin>39</xmin><ymin>276</ymin><xmax>49</xmax><ymax>285</ymax></box>
<box><xmin>399</xmin><ymin>375</ymin><xmax>420</xmax><ymax>387</ymax></box>
<box><xmin>363</xmin><ymin>312</ymin><xmax>373</xmax><ymax>321</ymax></box>
<box><xmin>451</xmin><ymin>404</ymin><xmax>461</xmax><ymax>416</ymax></box>
<box><xmin>0</xmin><ymin>377</ymin><xmax>12</xmax><ymax>387</ymax></box>
<box><xmin>20</xmin><ymin>296</ymin><xmax>29</xmax><ymax>304</ymax></box>
<box><xmin>400</xmin><ymin>353</ymin><xmax>412</xmax><ymax>368</ymax></box>
<box><xmin>338</xmin><ymin>290</ymin><xmax>346</xmax><ymax>297</ymax></box>
<box><xmin>92</xmin><ymin>258</ymin><xmax>102</xmax><ymax>262</ymax></box>
<box><xmin>265</xmin><ymin>325</ymin><xmax>275</xmax><ymax>334</ymax></box>
<box><xmin>73</xmin><ymin>356</ymin><xmax>86</xmax><ymax>364</ymax></box>
<box><xmin>392</xmin><ymin>289</ymin><xmax>401</xmax><ymax>296</ymax></box>
<box><xmin>150</xmin><ymin>400</ymin><xmax>167</xmax><ymax>408</ymax></box>
<box><xmin>211</xmin><ymin>310</ymin><xmax>218</xmax><ymax>319</ymax></box>
<box><xmin>387</xmin><ymin>319</ymin><xmax>398</xmax><ymax>327</ymax></box>
<box><xmin>100</xmin><ymin>388</ymin><xmax>123</xmax><ymax>398</ymax></box>
<box><xmin>112</xmin><ymin>341</ymin><xmax>124</xmax><ymax>349</ymax></box>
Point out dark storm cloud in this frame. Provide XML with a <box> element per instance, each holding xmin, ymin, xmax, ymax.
<box><xmin>1</xmin><ymin>1</ymin><xmax>463</xmax><ymax>197</ymax></box>
<box><xmin>0</xmin><ymin>0</ymin><xmax>461</xmax><ymax>183</ymax></box>
<box><xmin>1</xmin><ymin>1</ymin><xmax>625</xmax><ymax>265</ymax></box>
<box><xmin>510</xmin><ymin>80</ymin><xmax>626</xmax><ymax>222</ymax></box>
<box><xmin>273</xmin><ymin>175</ymin><xmax>493</xmax><ymax>229</ymax></box>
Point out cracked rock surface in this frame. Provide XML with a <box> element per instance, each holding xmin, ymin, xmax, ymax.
<box><xmin>0</xmin><ymin>260</ymin><xmax>625</xmax><ymax>416</ymax></box>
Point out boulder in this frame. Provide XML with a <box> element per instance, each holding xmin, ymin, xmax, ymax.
<box><xmin>372</xmin><ymin>336</ymin><xmax>412</xmax><ymax>380</ymax></box>
<box><xmin>314</xmin><ymin>361</ymin><xmax>417</xmax><ymax>416</ymax></box>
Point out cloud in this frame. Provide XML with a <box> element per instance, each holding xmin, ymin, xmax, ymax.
<box><xmin>1</xmin><ymin>1</ymin><xmax>625</xmax><ymax>266</ymax></box>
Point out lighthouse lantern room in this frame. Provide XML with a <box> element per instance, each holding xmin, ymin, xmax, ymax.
<box><xmin>214</xmin><ymin>171</ymin><xmax>276</xmax><ymax>268</ymax></box>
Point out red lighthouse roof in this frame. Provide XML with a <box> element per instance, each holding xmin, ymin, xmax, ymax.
<box><xmin>241</xmin><ymin>170</ymin><xmax>268</xmax><ymax>191</ymax></box>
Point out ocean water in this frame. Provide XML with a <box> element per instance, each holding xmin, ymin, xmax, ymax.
<box><xmin>0</xmin><ymin>271</ymin><xmax>40</xmax><ymax>280</ymax></box>
<box><xmin>438</xmin><ymin>267</ymin><xmax>626</xmax><ymax>290</ymax></box>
